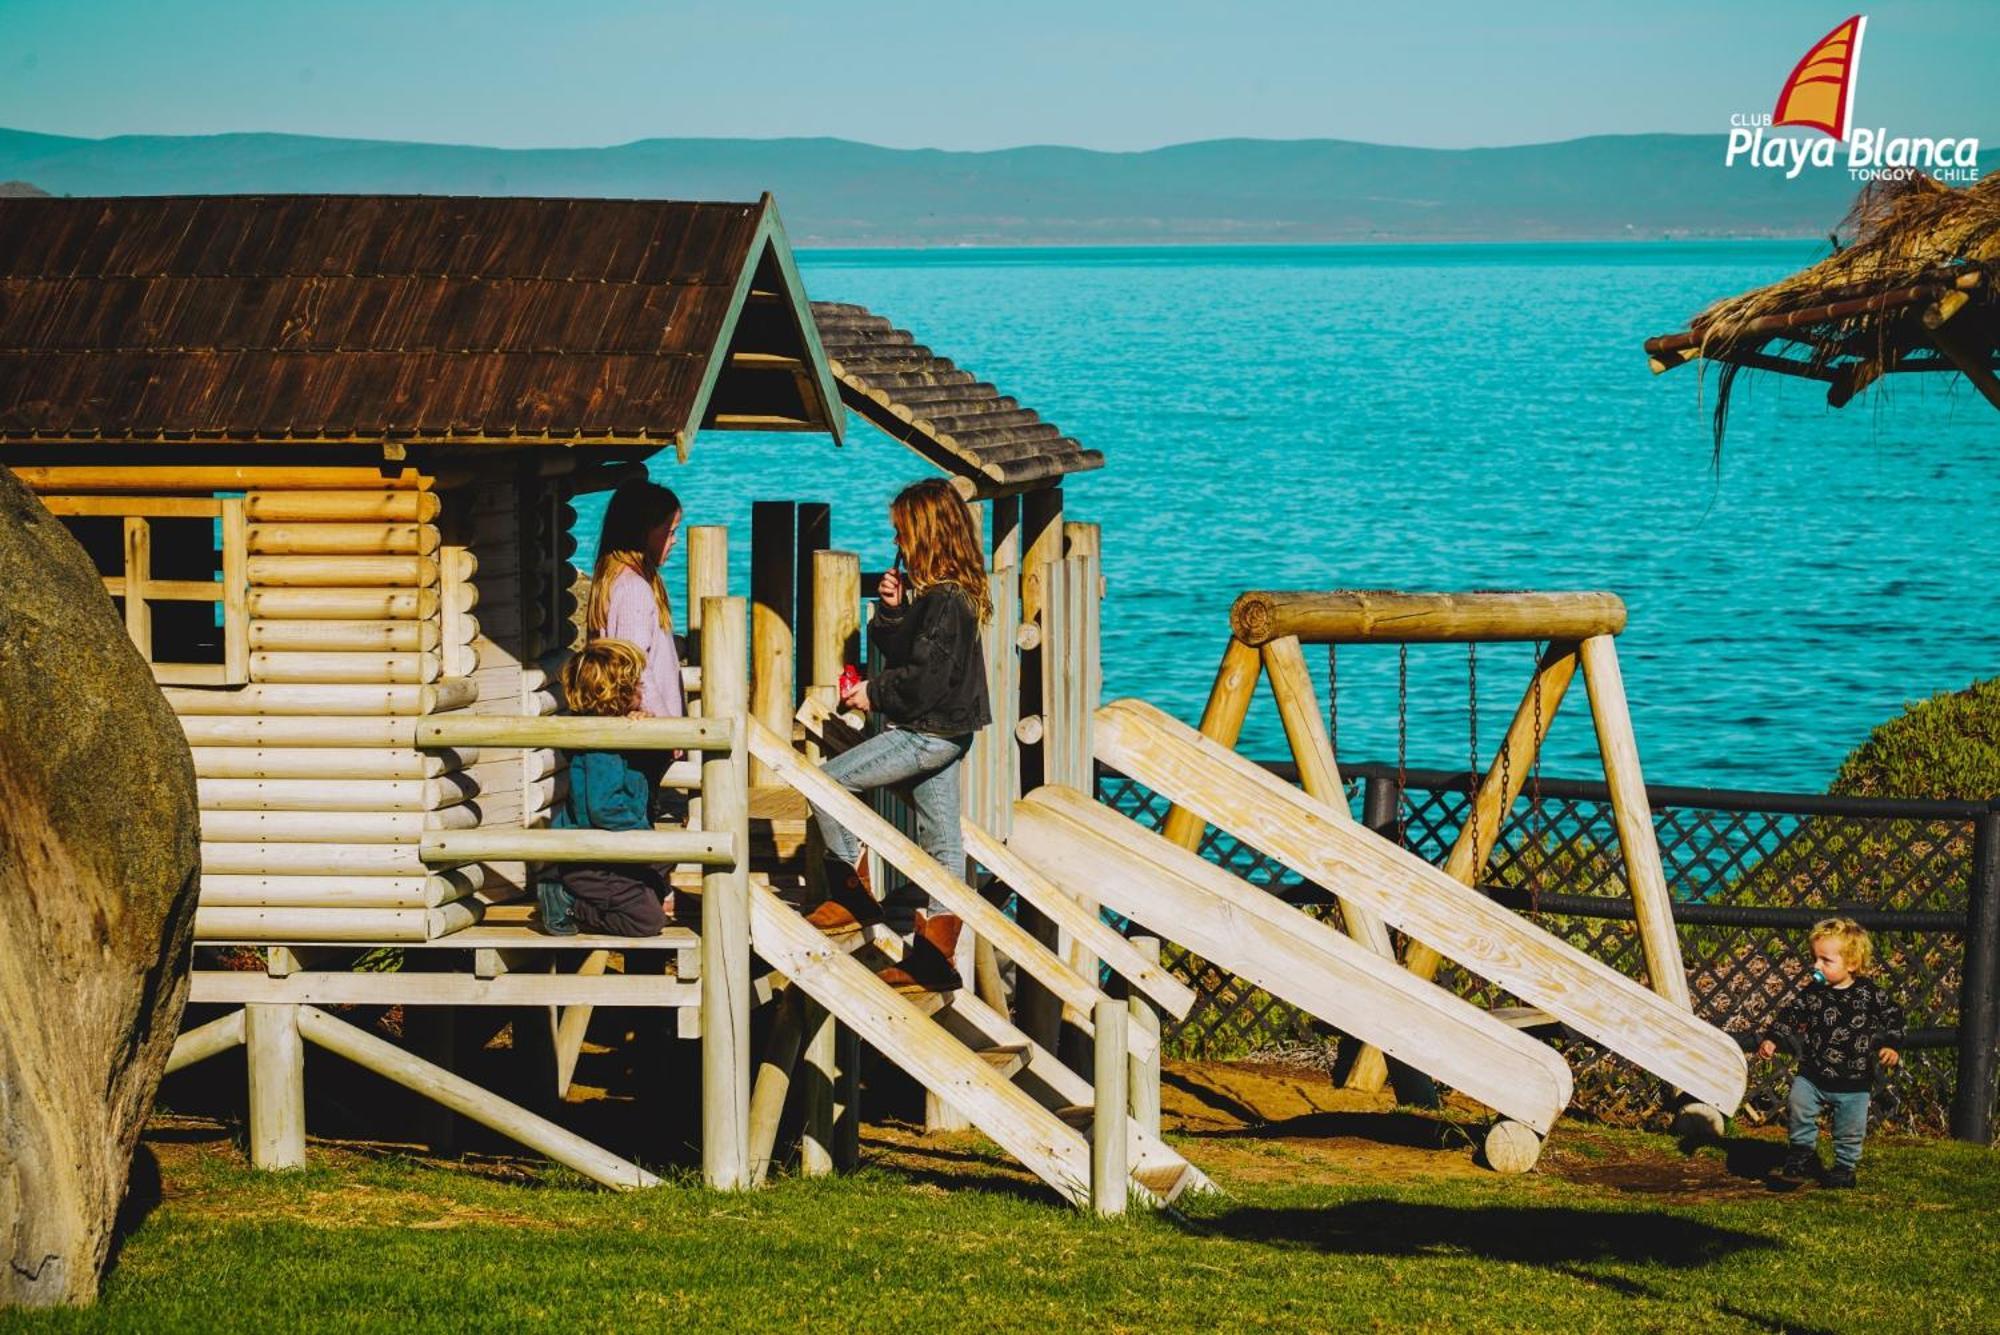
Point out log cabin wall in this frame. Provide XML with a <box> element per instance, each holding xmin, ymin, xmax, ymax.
<box><xmin>23</xmin><ymin>456</ymin><xmax>585</xmax><ymax>943</ymax></box>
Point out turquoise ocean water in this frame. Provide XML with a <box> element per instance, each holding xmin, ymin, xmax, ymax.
<box><xmin>576</xmin><ymin>242</ymin><xmax>2000</xmax><ymax>794</ymax></box>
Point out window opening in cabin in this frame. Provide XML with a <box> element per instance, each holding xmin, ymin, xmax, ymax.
<box><xmin>47</xmin><ymin>495</ymin><xmax>249</xmax><ymax>686</ymax></box>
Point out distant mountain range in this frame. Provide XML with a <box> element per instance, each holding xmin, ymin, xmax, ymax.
<box><xmin>2</xmin><ymin>126</ymin><xmax>1991</xmax><ymax>245</ymax></box>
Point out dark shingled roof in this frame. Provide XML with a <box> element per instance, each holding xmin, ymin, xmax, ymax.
<box><xmin>811</xmin><ymin>301</ymin><xmax>1102</xmax><ymax>498</ymax></box>
<box><xmin>0</xmin><ymin>194</ymin><xmax>843</xmax><ymax>451</ymax></box>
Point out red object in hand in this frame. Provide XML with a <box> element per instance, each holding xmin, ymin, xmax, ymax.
<box><xmin>839</xmin><ymin>664</ymin><xmax>863</xmax><ymax>696</ymax></box>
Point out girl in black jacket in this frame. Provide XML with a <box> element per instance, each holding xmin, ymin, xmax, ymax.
<box><xmin>806</xmin><ymin>479</ymin><xmax>992</xmax><ymax>993</ymax></box>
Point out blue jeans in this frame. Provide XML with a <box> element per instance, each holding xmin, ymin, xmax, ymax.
<box><xmin>1788</xmin><ymin>1074</ymin><xmax>1871</xmax><ymax>1169</ymax></box>
<box><xmin>811</xmin><ymin>727</ymin><xmax>971</xmax><ymax>913</ymax></box>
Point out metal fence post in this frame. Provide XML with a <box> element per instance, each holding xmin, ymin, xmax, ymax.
<box><xmin>1361</xmin><ymin>774</ymin><xmax>1402</xmax><ymax>845</ymax></box>
<box><xmin>1951</xmin><ymin>810</ymin><xmax>2000</xmax><ymax>1144</ymax></box>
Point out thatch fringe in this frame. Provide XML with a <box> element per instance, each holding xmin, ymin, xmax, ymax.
<box><xmin>1647</xmin><ymin>174</ymin><xmax>2000</xmax><ymax>454</ymax></box>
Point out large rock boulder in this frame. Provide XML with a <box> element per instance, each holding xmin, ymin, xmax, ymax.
<box><xmin>0</xmin><ymin>469</ymin><xmax>199</xmax><ymax>1306</ymax></box>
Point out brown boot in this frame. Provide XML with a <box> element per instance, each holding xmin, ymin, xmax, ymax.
<box><xmin>804</xmin><ymin>856</ymin><xmax>884</xmax><ymax>938</ymax></box>
<box><xmin>877</xmin><ymin>911</ymin><xmax>963</xmax><ymax>995</ymax></box>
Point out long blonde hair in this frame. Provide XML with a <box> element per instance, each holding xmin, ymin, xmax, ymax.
<box><xmin>890</xmin><ymin>479</ymin><xmax>991</xmax><ymax>625</ymax></box>
<box><xmin>586</xmin><ymin>481</ymin><xmax>681</xmax><ymax>637</ymax></box>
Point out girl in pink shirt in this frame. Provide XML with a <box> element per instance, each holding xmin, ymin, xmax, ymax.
<box><xmin>584</xmin><ymin>481</ymin><xmax>685</xmax><ymax>721</ymax></box>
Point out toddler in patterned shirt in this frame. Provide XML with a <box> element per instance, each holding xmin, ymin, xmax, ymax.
<box><xmin>1757</xmin><ymin>917</ymin><xmax>1904</xmax><ymax>1189</ymax></box>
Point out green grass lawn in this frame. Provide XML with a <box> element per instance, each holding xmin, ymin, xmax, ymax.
<box><xmin>6</xmin><ymin>1112</ymin><xmax>1996</xmax><ymax>1334</ymax></box>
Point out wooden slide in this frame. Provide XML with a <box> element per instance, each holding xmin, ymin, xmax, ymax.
<box><xmin>746</xmin><ymin>722</ymin><xmax>1213</xmax><ymax>1206</ymax></box>
<box><xmin>1007</xmin><ymin>787</ymin><xmax>1575</xmax><ymax>1134</ymax></box>
<box><xmin>1092</xmin><ymin>698</ymin><xmax>1748</xmax><ymax>1114</ymax></box>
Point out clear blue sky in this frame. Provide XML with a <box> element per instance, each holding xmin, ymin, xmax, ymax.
<box><xmin>1</xmin><ymin>1</ymin><xmax>1990</xmax><ymax>151</ymax></box>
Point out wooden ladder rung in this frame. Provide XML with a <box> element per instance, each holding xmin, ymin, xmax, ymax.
<box><xmin>1053</xmin><ymin>1103</ymin><xmax>1093</xmax><ymax>1130</ymax></box>
<box><xmin>975</xmin><ymin>1043</ymin><xmax>1029</xmax><ymax>1078</ymax></box>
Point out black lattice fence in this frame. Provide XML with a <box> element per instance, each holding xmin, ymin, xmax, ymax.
<box><xmin>1097</xmin><ymin>762</ymin><xmax>2000</xmax><ymax>1140</ymax></box>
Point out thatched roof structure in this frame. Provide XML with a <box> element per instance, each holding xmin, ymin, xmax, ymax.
<box><xmin>1645</xmin><ymin>174</ymin><xmax>2000</xmax><ymax>445</ymax></box>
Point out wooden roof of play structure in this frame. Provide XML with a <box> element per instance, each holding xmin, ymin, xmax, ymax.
<box><xmin>811</xmin><ymin>300</ymin><xmax>1103</xmax><ymax>498</ymax></box>
<box><xmin>0</xmin><ymin>193</ymin><xmax>845</xmax><ymax>454</ymax></box>
<box><xmin>1645</xmin><ymin>175</ymin><xmax>2000</xmax><ymax>444</ymax></box>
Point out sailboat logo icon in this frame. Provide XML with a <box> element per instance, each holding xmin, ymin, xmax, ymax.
<box><xmin>1771</xmin><ymin>14</ymin><xmax>1867</xmax><ymax>141</ymax></box>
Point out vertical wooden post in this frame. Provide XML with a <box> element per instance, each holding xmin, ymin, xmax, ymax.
<box><xmin>809</xmin><ymin>551</ymin><xmax>861</xmax><ymax>711</ymax></box>
<box><xmin>122</xmin><ymin>515</ymin><xmax>152</xmax><ymax>658</ymax></box>
<box><xmin>1043</xmin><ymin>554</ymin><xmax>1103</xmax><ymax>985</ymax></box>
<box><xmin>1159</xmin><ymin>637</ymin><xmax>1263</xmax><ymax>850</ymax></box>
<box><xmin>1090</xmin><ymin>997</ymin><xmax>1129</xmax><ymax>1218</ymax></box>
<box><xmin>965</xmin><ymin>564</ymin><xmax>1020</xmax><ymax>1014</ymax></box>
<box><xmin>1578</xmin><ymin>634</ymin><xmax>1690</xmax><ymax>1009</ymax></box>
<box><xmin>794</xmin><ymin>502</ymin><xmax>831</xmax><ymax>707</ymax></box>
<box><xmin>1952</xmin><ymin>812</ymin><xmax>2000</xmax><ymax>1143</ymax></box>
<box><xmin>220</xmin><ymin>497</ymin><xmax>249</xmax><ymax>682</ymax></box>
<box><xmin>747</xmin><ymin>989</ymin><xmax>808</xmax><ymax>1185</ymax></box>
<box><xmin>809</xmin><ymin>551</ymin><xmax>863</xmax><ymax>1168</ymax></box>
<box><xmin>245</xmin><ymin>1002</ymin><xmax>306</xmax><ymax>1170</ymax></box>
<box><xmin>1016</xmin><ymin>488</ymin><xmax>1066</xmax><ymax>1052</ymax></box>
<box><xmin>990</xmin><ymin>495</ymin><xmax>1022</xmax><ymax>571</ymax></box>
<box><xmin>749</xmin><ymin>501</ymin><xmax>796</xmax><ymax>788</ymax></box>
<box><xmin>700</xmin><ymin>594</ymin><xmax>751</xmax><ymax>1189</ymax></box>
<box><xmin>685</xmin><ymin>525</ymin><xmax>729</xmax><ymax>643</ymax></box>
<box><xmin>1128</xmin><ymin>936</ymin><xmax>1162</xmax><ymax>1142</ymax></box>
<box><xmin>800</xmin><ymin>998</ymin><xmax>837</xmax><ymax>1176</ymax></box>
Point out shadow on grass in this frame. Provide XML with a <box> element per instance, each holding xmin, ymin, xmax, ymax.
<box><xmin>1183</xmin><ymin>1198</ymin><xmax>1777</xmax><ymax>1267</ymax></box>
<box><xmin>1182</xmin><ymin>1199</ymin><xmax>1816</xmax><ymax>1331</ymax></box>
<box><xmin>1193</xmin><ymin>1109</ymin><xmax>1477</xmax><ymax>1152</ymax></box>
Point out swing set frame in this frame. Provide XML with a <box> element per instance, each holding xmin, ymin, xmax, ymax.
<box><xmin>1160</xmin><ymin>589</ymin><xmax>1691</xmax><ymax>1096</ymax></box>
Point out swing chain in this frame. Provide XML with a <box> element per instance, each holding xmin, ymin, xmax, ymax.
<box><xmin>1325</xmin><ymin>642</ymin><xmax>1338</xmax><ymax>766</ymax></box>
<box><xmin>1466</xmin><ymin>643</ymin><xmax>1480</xmax><ymax>886</ymax></box>
<box><xmin>1395</xmin><ymin>643</ymin><xmax>1409</xmax><ymax>847</ymax></box>
<box><xmin>1529</xmin><ymin>640</ymin><xmax>1547</xmax><ymax>912</ymax></box>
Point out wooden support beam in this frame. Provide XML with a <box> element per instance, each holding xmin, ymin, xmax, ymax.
<box><xmin>295</xmin><ymin>1005</ymin><xmax>659</xmax><ymax>1190</ymax></box>
<box><xmin>700</xmin><ymin>595</ymin><xmax>753</xmax><ymax>1191</ymax></box>
<box><xmin>684</xmin><ymin>526</ymin><xmax>729</xmax><ymax>642</ymax></box>
<box><xmin>419</xmin><ymin>828</ymin><xmax>734</xmax><ymax>867</ymax></box>
<box><xmin>1159</xmin><ymin>636</ymin><xmax>1262</xmax><ymax>850</ymax></box>
<box><xmin>750</xmin><ymin>501</ymin><xmax>797</xmax><ymax>787</ymax></box>
<box><xmin>1128</xmin><ymin>938</ymin><xmax>1163</xmax><ymax>1142</ymax></box>
<box><xmin>1091</xmin><ymin>998</ymin><xmax>1129</xmax><ymax>1218</ymax></box>
<box><xmin>1578</xmin><ymin>634</ymin><xmax>1691</xmax><ymax>1010</ymax></box>
<box><xmin>799</xmin><ymin>998</ymin><xmax>837</xmax><ymax>1177</ymax></box>
<box><xmin>245</xmin><ymin>1003</ymin><xmax>306</xmax><ymax>1170</ymax></box>
<box><xmin>416</xmin><ymin>714</ymin><xmax>733</xmax><ymax>753</ymax></box>
<box><xmin>1930</xmin><ymin>319</ymin><xmax>2000</xmax><ymax>412</ymax></box>
<box><xmin>794</xmin><ymin>502</ymin><xmax>831</xmax><ymax>706</ymax></box>
<box><xmin>1231</xmin><ymin>590</ymin><xmax>1627</xmax><ymax>647</ymax></box>
<box><xmin>748</xmin><ymin>989</ymin><xmax>809</xmax><ymax>1186</ymax></box>
<box><xmin>552</xmin><ymin>949</ymin><xmax>612</xmax><ymax>1098</ymax></box>
<box><xmin>165</xmin><ymin>1009</ymin><xmax>246</xmax><ymax>1075</ymax></box>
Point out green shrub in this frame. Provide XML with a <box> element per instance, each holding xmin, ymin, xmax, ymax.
<box><xmin>1831</xmin><ymin>676</ymin><xmax>2000</xmax><ymax>802</ymax></box>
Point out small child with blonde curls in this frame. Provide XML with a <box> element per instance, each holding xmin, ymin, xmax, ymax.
<box><xmin>534</xmin><ymin>639</ymin><xmax>670</xmax><ymax>938</ymax></box>
<box><xmin>1757</xmin><ymin>917</ymin><xmax>1904</xmax><ymax>1188</ymax></box>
